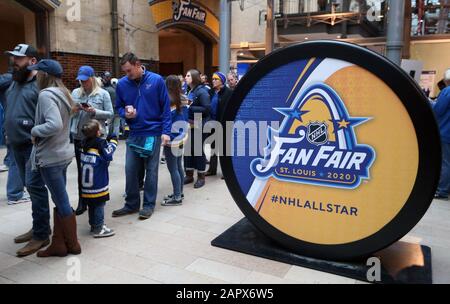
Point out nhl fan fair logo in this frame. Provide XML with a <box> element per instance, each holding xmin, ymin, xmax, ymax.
<box><xmin>251</xmin><ymin>83</ymin><xmax>376</xmax><ymax>189</ymax></box>
<box><xmin>172</xmin><ymin>0</ymin><xmax>207</xmax><ymax>24</ymax></box>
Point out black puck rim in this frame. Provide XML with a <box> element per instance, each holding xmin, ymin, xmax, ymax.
<box><xmin>220</xmin><ymin>40</ymin><xmax>441</xmax><ymax>261</ymax></box>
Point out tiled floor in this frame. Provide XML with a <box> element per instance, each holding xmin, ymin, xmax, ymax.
<box><xmin>0</xmin><ymin>144</ymin><xmax>448</xmax><ymax>284</ymax></box>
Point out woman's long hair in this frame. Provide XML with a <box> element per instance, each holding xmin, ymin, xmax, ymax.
<box><xmin>37</xmin><ymin>71</ymin><xmax>73</xmax><ymax>107</ymax></box>
<box><xmin>165</xmin><ymin>75</ymin><xmax>182</xmax><ymax>113</ymax></box>
<box><xmin>187</xmin><ymin>69</ymin><xmax>202</xmax><ymax>89</ymax></box>
<box><xmin>76</xmin><ymin>76</ymin><xmax>102</xmax><ymax>98</ymax></box>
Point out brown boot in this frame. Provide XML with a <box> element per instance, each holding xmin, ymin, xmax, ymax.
<box><xmin>184</xmin><ymin>170</ymin><xmax>194</xmax><ymax>185</ymax></box>
<box><xmin>194</xmin><ymin>173</ymin><xmax>206</xmax><ymax>189</ymax></box>
<box><xmin>60</xmin><ymin>212</ymin><xmax>81</xmax><ymax>255</ymax></box>
<box><xmin>37</xmin><ymin>209</ymin><xmax>67</xmax><ymax>258</ymax></box>
<box><xmin>14</xmin><ymin>229</ymin><xmax>33</xmax><ymax>244</ymax></box>
<box><xmin>16</xmin><ymin>239</ymin><xmax>50</xmax><ymax>257</ymax></box>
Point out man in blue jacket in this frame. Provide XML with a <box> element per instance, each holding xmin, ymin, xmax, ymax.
<box><xmin>433</xmin><ymin>69</ymin><xmax>450</xmax><ymax>199</ymax></box>
<box><xmin>112</xmin><ymin>53</ymin><xmax>171</xmax><ymax>219</ymax></box>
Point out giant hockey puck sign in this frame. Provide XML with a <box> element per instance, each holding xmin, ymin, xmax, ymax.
<box><xmin>220</xmin><ymin>41</ymin><xmax>441</xmax><ymax>261</ymax></box>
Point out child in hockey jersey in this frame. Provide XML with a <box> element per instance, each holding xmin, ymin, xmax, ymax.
<box><xmin>80</xmin><ymin>120</ymin><xmax>117</xmax><ymax>238</ymax></box>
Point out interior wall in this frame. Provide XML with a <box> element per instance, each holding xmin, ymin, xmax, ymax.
<box><xmin>50</xmin><ymin>0</ymin><xmax>158</xmax><ymax>61</ymax></box>
<box><xmin>410</xmin><ymin>41</ymin><xmax>450</xmax><ymax>97</ymax></box>
<box><xmin>159</xmin><ymin>30</ymin><xmax>205</xmax><ymax>75</ymax></box>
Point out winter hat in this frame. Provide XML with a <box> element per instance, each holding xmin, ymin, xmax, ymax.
<box><xmin>213</xmin><ymin>72</ymin><xmax>227</xmax><ymax>85</ymax></box>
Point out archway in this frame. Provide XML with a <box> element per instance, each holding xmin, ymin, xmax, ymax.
<box><xmin>158</xmin><ymin>24</ymin><xmax>218</xmax><ymax>78</ymax></box>
<box><xmin>150</xmin><ymin>0</ymin><xmax>220</xmax><ymax>77</ymax></box>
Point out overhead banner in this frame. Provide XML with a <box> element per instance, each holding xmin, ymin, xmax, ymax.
<box><xmin>149</xmin><ymin>0</ymin><xmax>219</xmax><ymax>41</ymax></box>
<box><xmin>221</xmin><ymin>41</ymin><xmax>441</xmax><ymax>261</ymax></box>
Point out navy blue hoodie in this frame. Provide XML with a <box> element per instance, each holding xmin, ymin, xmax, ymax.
<box><xmin>115</xmin><ymin>71</ymin><xmax>171</xmax><ymax>137</ymax></box>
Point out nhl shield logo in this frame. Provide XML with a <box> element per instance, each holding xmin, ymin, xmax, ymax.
<box><xmin>307</xmin><ymin>122</ymin><xmax>328</xmax><ymax>145</ymax></box>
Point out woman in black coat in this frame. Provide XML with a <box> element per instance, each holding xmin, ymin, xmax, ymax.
<box><xmin>184</xmin><ymin>69</ymin><xmax>211</xmax><ymax>188</ymax></box>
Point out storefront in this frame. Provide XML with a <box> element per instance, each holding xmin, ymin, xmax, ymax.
<box><xmin>0</xmin><ymin>0</ymin><xmax>59</xmax><ymax>71</ymax></box>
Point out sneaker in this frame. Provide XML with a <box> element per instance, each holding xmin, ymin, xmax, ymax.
<box><xmin>163</xmin><ymin>193</ymin><xmax>185</xmax><ymax>201</ymax></box>
<box><xmin>112</xmin><ymin>207</ymin><xmax>139</xmax><ymax>217</ymax></box>
<box><xmin>93</xmin><ymin>225</ymin><xmax>115</xmax><ymax>238</ymax></box>
<box><xmin>8</xmin><ymin>197</ymin><xmax>31</xmax><ymax>205</ymax></box>
<box><xmin>139</xmin><ymin>208</ymin><xmax>154</xmax><ymax>220</ymax></box>
<box><xmin>434</xmin><ymin>193</ymin><xmax>448</xmax><ymax>200</ymax></box>
<box><xmin>161</xmin><ymin>197</ymin><xmax>183</xmax><ymax>206</ymax></box>
<box><xmin>0</xmin><ymin>164</ymin><xmax>8</xmax><ymax>172</ymax></box>
<box><xmin>160</xmin><ymin>157</ymin><xmax>166</xmax><ymax>164</ymax></box>
<box><xmin>22</xmin><ymin>191</ymin><xmax>30</xmax><ymax>200</ymax></box>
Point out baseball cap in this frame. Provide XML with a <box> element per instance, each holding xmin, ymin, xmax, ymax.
<box><xmin>5</xmin><ymin>44</ymin><xmax>39</xmax><ymax>58</ymax></box>
<box><xmin>28</xmin><ymin>59</ymin><xmax>63</xmax><ymax>78</ymax></box>
<box><xmin>76</xmin><ymin>66</ymin><xmax>95</xmax><ymax>81</ymax></box>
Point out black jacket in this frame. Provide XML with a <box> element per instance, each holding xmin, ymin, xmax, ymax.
<box><xmin>188</xmin><ymin>85</ymin><xmax>211</xmax><ymax>122</ymax></box>
<box><xmin>209</xmin><ymin>85</ymin><xmax>233</xmax><ymax>123</ymax></box>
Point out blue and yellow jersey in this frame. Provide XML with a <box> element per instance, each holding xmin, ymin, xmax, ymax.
<box><xmin>80</xmin><ymin>137</ymin><xmax>118</xmax><ymax>203</ymax></box>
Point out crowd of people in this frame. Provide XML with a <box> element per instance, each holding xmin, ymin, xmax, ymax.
<box><xmin>0</xmin><ymin>43</ymin><xmax>239</xmax><ymax>258</ymax></box>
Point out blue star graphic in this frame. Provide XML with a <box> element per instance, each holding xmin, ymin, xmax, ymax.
<box><xmin>275</xmin><ymin>107</ymin><xmax>309</xmax><ymax>123</ymax></box>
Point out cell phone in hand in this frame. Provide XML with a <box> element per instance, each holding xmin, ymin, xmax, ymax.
<box><xmin>80</xmin><ymin>103</ymin><xmax>90</xmax><ymax>109</ymax></box>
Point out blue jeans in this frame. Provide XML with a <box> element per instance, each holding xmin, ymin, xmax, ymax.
<box><xmin>0</xmin><ymin>103</ymin><xmax>4</xmax><ymax>147</ymax></box>
<box><xmin>11</xmin><ymin>145</ymin><xmax>50</xmax><ymax>241</ymax></box>
<box><xmin>109</xmin><ymin>115</ymin><xmax>121</xmax><ymax>137</ymax></box>
<box><xmin>6</xmin><ymin>145</ymin><xmax>26</xmax><ymax>201</ymax></box>
<box><xmin>164</xmin><ymin>146</ymin><xmax>184</xmax><ymax>199</ymax></box>
<box><xmin>437</xmin><ymin>142</ymin><xmax>450</xmax><ymax>197</ymax></box>
<box><xmin>124</xmin><ymin>136</ymin><xmax>161</xmax><ymax>211</ymax></box>
<box><xmin>88</xmin><ymin>201</ymin><xmax>106</xmax><ymax>230</ymax></box>
<box><xmin>4</xmin><ymin>146</ymin><xmax>9</xmax><ymax>165</ymax></box>
<box><xmin>40</xmin><ymin>164</ymin><xmax>73</xmax><ymax>218</ymax></box>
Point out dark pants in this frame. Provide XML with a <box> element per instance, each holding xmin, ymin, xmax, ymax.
<box><xmin>74</xmin><ymin>139</ymin><xmax>86</xmax><ymax>208</ymax></box>
<box><xmin>208</xmin><ymin>129</ymin><xmax>221</xmax><ymax>174</ymax></box>
<box><xmin>88</xmin><ymin>201</ymin><xmax>106</xmax><ymax>230</ymax></box>
<box><xmin>437</xmin><ymin>142</ymin><xmax>450</xmax><ymax>197</ymax></box>
<box><xmin>184</xmin><ymin>126</ymin><xmax>207</xmax><ymax>173</ymax></box>
<box><xmin>11</xmin><ymin>144</ymin><xmax>50</xmax><ymax>241</ymax></box>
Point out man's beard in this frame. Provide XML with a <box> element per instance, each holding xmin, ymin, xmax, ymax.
<box><xmin>12</xmin><ymin>65</ymin><xmax>31</xmax><ymax>83</ymax></box>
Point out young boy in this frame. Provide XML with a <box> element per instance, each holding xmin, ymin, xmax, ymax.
<box><xmin>80</xmin><ymin>119</ymin><xmax>117</xmax><ymax>238</ymax></box>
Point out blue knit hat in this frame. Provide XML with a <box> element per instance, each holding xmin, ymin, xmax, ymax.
<box><xmin>213</xmin><ymin>72</ymin><xmax>227</xmax><ymax>85</ymax></box>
